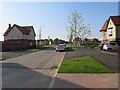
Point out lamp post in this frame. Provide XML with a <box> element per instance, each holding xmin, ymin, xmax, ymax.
<box><xmin>39</xmin><ymin>25</ymin><xmax>45</xmax><ymax>46</ymax></box>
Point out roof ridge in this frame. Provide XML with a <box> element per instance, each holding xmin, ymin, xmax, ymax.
<box><xmin>3</xmin><ymin>24</ymin><xmax>35</xmax><ymax>36</ymax></box>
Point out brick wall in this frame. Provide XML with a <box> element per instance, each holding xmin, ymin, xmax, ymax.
<box><xmin>2</xmin><ymin>39</ymin><xmax>36</xmax><ymax>51</ymax></box>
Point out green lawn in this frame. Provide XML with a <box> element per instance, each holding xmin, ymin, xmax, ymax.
<box><xmin>66</xmin><ymin>43</ymin><xmax>76</xmax><ymax>51</ymax></box>
<box><xmin>27</xmin><ymin>48</ymin><xmax>40</xmax><ymax>52</ymax></box>
<box><xmin>58</xmin><ymin>56</ymin><xmax>112</xmax><ymax>73</ymax></box>
<box><xmin>27</xmin><ymin>45</ymin><xmax>52</xmax><ymax>52</ymax></box>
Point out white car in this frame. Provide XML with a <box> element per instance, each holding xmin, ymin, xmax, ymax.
<box><xmin>56</xmin><ymin>44</ymin><xmax>66</xmax><ymax>52</ymax></box>
<box><xmin>103</xmin><ymin>41</ymin><xmax>120</xmax><ymax>51</ymax></box>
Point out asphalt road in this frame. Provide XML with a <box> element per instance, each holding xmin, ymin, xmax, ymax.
<box><xmin>64</xmin><ymin>47</ymin><xmax>119</xmax><ymax>73</ymax></box>
<box><xmin>2</xmin><ymin>48</ymin><xmax>65</xmax><ymax>88</ymax></box>
<box><xmin>1</xmin><ymin>49</ymin><xmax>31</xmax><ymax>60</ymax></box>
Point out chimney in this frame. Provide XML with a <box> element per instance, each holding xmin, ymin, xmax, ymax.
<box><xmin>9</xmin><ymin>24</ymin><xmax>11</xmax><ymax>28</ymax></box>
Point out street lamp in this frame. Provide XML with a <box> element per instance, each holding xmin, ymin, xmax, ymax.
<box><xmin>39</xmin><ymin>25</ymin><xmax>45</xmax><ymax>46</ymax></box>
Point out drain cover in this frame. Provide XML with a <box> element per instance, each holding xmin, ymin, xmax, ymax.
<box><xmin>50</xmin><ymin>66</ymin><xmax>58</xmax><ymax>69</ymax></box>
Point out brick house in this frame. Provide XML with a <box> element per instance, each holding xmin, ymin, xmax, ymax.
<box><xmin>2</xmin><ymin>24</ymin><xmax>36</xmax><ymax>51</ymax></box>
<box><xmin>100</xmin><ymin>16</ymin><xmax>120</xmax><ymax>44</ymax></box>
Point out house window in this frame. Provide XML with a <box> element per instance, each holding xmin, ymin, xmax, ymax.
<box><xmin>108</xmin><ymin>27</ymin><xmax>113</xmax><ymax>36</ymax></box>
<box><xmin>103</xmin><ymin>32</ymin><xmax>107</xmax><ymax>37</ymax></box>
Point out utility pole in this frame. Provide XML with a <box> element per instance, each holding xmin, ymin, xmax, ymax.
<box><xmin>39</xmin><ymin>26</ymin><xmax>41</xmax><ymax>46</ymax></box>
<box><xmin>39</xmin><ymin>25</ymin><xmax>45</xmax><ymax>46</ymax></box>
<box><xmin>48</xmin><ymin>35</ymin><xmax>51</xmax><ymax>45</ymax></box>
<box><xmin>39</xmin><ymin>26</ymin><xmax>41</xmax><ymax>40</ymax></box>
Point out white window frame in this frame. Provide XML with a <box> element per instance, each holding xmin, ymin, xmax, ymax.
<box><xmin>108</xmin><ymin>27</ymin><xmax>113</xmax><ymax>36</ymax></box>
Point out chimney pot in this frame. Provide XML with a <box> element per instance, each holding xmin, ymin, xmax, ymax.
<box><xmin>9</xmin><ymin>24</ymin><xmax>11</xmax><ymax>28</ymax></box>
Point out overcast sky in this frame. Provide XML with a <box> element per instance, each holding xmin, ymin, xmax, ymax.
<box><xmin>0</xmin><ymin>2</ymin><xmax>118</xmax><ymax>41</ymax></box>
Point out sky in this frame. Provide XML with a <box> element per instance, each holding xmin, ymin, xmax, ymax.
<box><xmin>0</xmin><ymin>2</ymin><xmax>118</xmax><ymax>41</ymax></box>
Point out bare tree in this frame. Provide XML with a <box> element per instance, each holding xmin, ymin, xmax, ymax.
<box><xmin>67</xmin><ymin>10</ymin><xmax>91</xmax><ymax>46</ymax></box>
<box><xmin>66</xmin><ymin>10</ymin><xmax>91</xmax><ymax>61</ymax></box>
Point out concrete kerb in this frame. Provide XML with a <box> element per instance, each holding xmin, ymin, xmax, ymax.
<box><xmin>48</xmin><ymin>52</ymin><xmax>65</xmax><ymax>88</ymax></box>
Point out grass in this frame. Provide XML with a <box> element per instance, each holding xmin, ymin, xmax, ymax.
<box><xmin>27</xmin><ymin>45</ymin><xmax>52</xmax><ymax>52</ymax></box>
<box><xmin>66</xmin><ymin>43</ymin><xmax>76</xmax><ymax>51</ymax></box>
<box><xmin>94</xmin><ymin>47</ymin><xmax>100</xmax><ymax>50</ymax></box>
<box><xmin>58</xmin><ymin>56</ymin><xmax>112</xmax><ymax>73</ymax></box>
<box><xmin>84</xmin><ymin>44</ymin><xmax>98</xmax><ymax>49</ymax></box>
<box><xmin>27</xmin><ymin>48</ymin><xmax>40</xmax><ymax>52</ymax></box>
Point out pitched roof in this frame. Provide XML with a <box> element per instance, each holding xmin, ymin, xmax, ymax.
<box><xmin>110</xmin><ymin>16</ymin><xmax>120</xmax><ymax>26</ymax></box>
<box><xmin>100</xmin><ymin>16</ymin><xmax>120</xmax><ymax>32</ymax></box>
<box><xmin>3</xmin><ymin>24</ymin><xmax>36</xmax><ymax>36</ymax></box>
<box><xmin>100</xmin><ymin>20</ymin><xmax>108</xmax><ymax>32</ymax></box>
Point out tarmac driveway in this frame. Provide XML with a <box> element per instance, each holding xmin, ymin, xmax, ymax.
<box><xmin>64</xmin><ymin>47</ymin><xmax>119</xmax><ymax>73</ymax></box>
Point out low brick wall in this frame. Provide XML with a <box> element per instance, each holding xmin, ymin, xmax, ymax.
<box><xmin>2</xmin><ymin>40</ymin><xmax>36</xmax><ymax>51</ymax></box>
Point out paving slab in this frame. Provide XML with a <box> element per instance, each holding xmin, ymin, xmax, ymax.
<box><xmin>52</xmin><ymin>73</ymin><xmax>118</xmax><ymax>88</ymax></box>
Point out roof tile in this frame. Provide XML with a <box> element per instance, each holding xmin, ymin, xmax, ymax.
<box><xmin>3</xmin><ymin>24</ymin><xmax>35</xmax><ymax>36</ymax></box>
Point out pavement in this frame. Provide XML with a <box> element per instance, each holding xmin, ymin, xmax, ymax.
<box><xmin>2</xmin><ymin>47</ymin><xmax>65</xmax><ymax>88</ymax></box>
<box><xmin>52</xmin><ymin>73</ymin><xmax>118</xmax><ymax>88</ymax></box>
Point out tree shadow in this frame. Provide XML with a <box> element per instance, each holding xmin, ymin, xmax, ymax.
<box><xmin>2</xmin><ymin>63</ymin><xmax>118</xmax><ymax>90</ymax></box>
<box><xmin>2</xmin><ymin>63</ymin><xmax>83</xmax><ymax>89</ymax></box>
<box><xmin>2</xmin><ymin>63</ymin><xmax>52</xmax><ymax>88</ymax></box>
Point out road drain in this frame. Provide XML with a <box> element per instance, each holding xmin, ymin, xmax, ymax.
<box><xmin>50</xmin><ymin>66</ymin><xmax>58</xmax><ymax>69</ymax></box>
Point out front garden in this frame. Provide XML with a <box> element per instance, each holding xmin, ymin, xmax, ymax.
<box><xmin>58</xmin><ymin>56</ymin><xmax>112</xmax><ymax>73</ymax></box>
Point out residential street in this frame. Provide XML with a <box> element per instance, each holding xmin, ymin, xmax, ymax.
<box><xmin>2</xmin><ymin>47</ymin><xmax>65</xmax><ymax>88</ymax></box>
<box><xmin>1</xmin><ymin>46</ymin><xmax>119</xmax><ymax>88</ymax></box>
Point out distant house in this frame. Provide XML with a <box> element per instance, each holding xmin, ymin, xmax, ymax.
<box><xmin>2</xmin><ymin>24</ymin><xmax>36</xmax><ymax>51</ymax></box>
<box><xmin>100</xmin><ymin>16</ymin><xmax>120</xmax><ymax>44</ymax></box>
<box><xmin>3</xmin><ymin>24</ymin><xmax>36</xmax><ymax>41</ymax></box>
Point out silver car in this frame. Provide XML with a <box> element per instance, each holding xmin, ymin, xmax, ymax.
<box><xmin>56</xmin><ymin>44</ymin><xmax>66</xmax><ymax>52</ymax></box>
<box><xmin>103</xmin><ymin>41</ymin><xmax>120</xmax><ymax>52</ymax></box>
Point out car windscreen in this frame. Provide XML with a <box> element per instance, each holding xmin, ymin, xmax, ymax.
<box><xmin>110</xmin><ymin>43</ymin><xmax>116</xmax><ymax>45</ymax></box>
<box><xmin>116</xmin><ymin>42</ymin><xmax>120</xmax><ymax>46</ymax></box>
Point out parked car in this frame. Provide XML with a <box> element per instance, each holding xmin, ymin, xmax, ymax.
<box><xmin>103</xmin><ymin>41</ymin><xmax>120</xmax><ymax>52</ymax></box>
<box><xmin>98</xmin><ymin>43</ymin><xmax>104</xmax><ymax>50</ymax></box>
<box><xmin>56</xmin><ymin>44</ymin><xmax>66</xmax><ymax>52</ymax></box>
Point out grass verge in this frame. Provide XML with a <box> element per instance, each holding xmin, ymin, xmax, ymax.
<box><xmin>66</xmin><ymin>43</ymin><xmax>76</xmax><ymax>51</ymax></box>
<box><xmin>58</xmin><ymin>56</ymin><xmax>112</xmax><ymax>73</ymax></box>
<box><xmin>27</xmin><ymin>45</ymin><xmax>52</xmax><ymax>52</ymax></box>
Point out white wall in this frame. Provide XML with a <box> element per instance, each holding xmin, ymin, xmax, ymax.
<box><xmin>5</xmin><ymin>26</ymin><xmax>22</xmax><ymax>40</ymax></box>
<box><xmin>28</xmin><ymin>29</ymin><xmax>35</xmax><ymax>40</ymax></box>
<box><xmin>5</xmin><ymin>26</ymin><xmax>35</xmax><ymax>40</ymax></box>
<box><xmin>107</xmin><ymin>18</ymin><xmax>116</xmax><ymax>41</ymax></box>
<box><xmin>22</xmin><ymin>29</ymin><xmax>35</xmax><ymax>40</ymax></box>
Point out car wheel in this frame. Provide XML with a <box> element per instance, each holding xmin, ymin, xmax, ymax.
<box><xmin>107</xmin><ymin>48</ymin><xmax>112</xmax><ymax>52</ymax></box>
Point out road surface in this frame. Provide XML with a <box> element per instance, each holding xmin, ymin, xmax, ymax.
<box><xmin>2</xmin><ymin>48</ymin><xmax>65</xmax><ymax>88</ymax></box>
